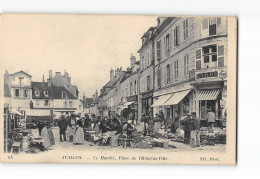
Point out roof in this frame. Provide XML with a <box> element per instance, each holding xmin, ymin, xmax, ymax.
<box><xmin>12</xmin><ymin>70</ymin><xmax>32</xmax><ymax>77</ymax></box>
<box><xmin>4</xmin><ymin>84</ymin><xmax>11</xmax><ymax>97</ymax></box>
<box><xmin>31</xmin><ymin>82</ymin><xmax>77</xmax><ymax>99</ymax></box>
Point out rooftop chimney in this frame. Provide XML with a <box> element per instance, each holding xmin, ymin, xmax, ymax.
<box><xmin>130</xmin><ymin>54</ymin><xmax>136</xmax><ymax>68</ymax></box>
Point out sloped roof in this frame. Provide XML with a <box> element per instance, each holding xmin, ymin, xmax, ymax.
<box><xmin>31</xmin><ymin>82</ymin><xmax>77</xmax><ymax>99</ymax></box>
<box><xmin>12</xmin><ymin>70</ymin><xmax>32</xmax><ymax>77</ymax></box>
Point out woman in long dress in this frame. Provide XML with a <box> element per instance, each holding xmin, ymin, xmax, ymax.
<box><xmin>73</xmin><ymin>121</ymin><xmax>84</xmax><ymax>145</ymax></box>
<box><xmin>41</xmin><ymin>125</ymin><xmax>55</xmax><ymax>148</ymax></box>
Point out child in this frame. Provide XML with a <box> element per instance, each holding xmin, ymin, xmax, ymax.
<box><xmin>67</xmin><ymin>124</ymin><xmax>74</xmax><ymax>142</ymax></box>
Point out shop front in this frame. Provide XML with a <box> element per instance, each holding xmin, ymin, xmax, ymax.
<box><xmin>193</xmin><ymin>68</ymin><xmax>227</xmax><ymax>127</ymax></box>
<box><xmin>141</xmin><ymin>91</ymin><xmax>153</xmax><ymax>119</ymax></box>
<box><xmin>152</xmin><ymin>82</ymin><xmax>194</xmax><ymax>129</ymax></box>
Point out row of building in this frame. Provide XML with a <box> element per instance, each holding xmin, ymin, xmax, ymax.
<box><xmin>85</xmin><ymin>16</ymin><xmax>228</xmax><ymax>125</ymax></box>
<box><xmin>4</xmin><ymin>70</ymin><xmax>82</xmax><ymax>123</ymax></box>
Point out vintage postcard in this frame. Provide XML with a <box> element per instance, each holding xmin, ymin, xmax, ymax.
<box><xmin>0</xmin><ymin>14</ymin><xmax>237</xmax><ymax>164</ymax></box>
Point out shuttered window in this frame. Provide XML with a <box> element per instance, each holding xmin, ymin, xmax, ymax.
<box><xmin>173</xmin><ymin>26</ymin><xmax>179</xmax><ymax>47</ymax></box>
<box><xmin>174</xmin><ymin>60</ymin><xmax>179</xmax><ymax>80</ymax></box>
<box><xmin>157</xmin><ymin>68</ymin><xmax>161</xmax><ymax>87</ymax></box>
<box><xmin>166</xmin><ymin>64</ymin><xmax>171</xmax><ymax>83</ymax></box>
<box><xmin>183</xmin><ymin>18</ymin><xmax>189</xmax><ymax>40</ymax></box>
<box><xmin>156</xmin><ymin>40</ymin><xmax>161</xmax><ymax>61</ymax></box>
<box><xmin>184</xmin><ymin>54</ymin><xmax>189</xmax><ymax>77</ymax></box>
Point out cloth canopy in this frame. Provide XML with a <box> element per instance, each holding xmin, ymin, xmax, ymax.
<box><xmin>151</xmin><ymin>94</ymin><xmax>172</xmax><ymax>107</ymax></box>
<box><xmin>123</xmin><ymin>101</ymin><xmax>135</xmax><ymax>106</ymax></box>
<box><xmin>26</xmin><ymin>109</ymin><xmax>51</xmax><ymax>116</ymax></box>
<box><xmin>162</xmin><ymin>89</ymin><xmax>191</xmax><ymax>106</ymax></box>
<box><xmin>10</xmin><ymin>109</ymin><xmax>23</xmax><ymax>116</ymax></box>
<box><xmin>196</xmin><ymin>89</ymin><xmax>220</xmax><ymax>100</ymax></box>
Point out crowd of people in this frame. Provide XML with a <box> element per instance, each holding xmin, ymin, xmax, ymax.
<box><xmin>35</xmin><ymin>107</ymin><xmax>225</xmax><ymax>148</ymax></box>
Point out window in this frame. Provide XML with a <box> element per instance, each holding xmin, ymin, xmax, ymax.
<box><xmin>156</xmin><ymin>40</ymin><xmax>161</xmax><ymax>61</ymax></box>
<box><xmin>196</xmin><ymin>49</ymin><xmax>202</xmax><ymax>70</ymax></box>
<box><xmin>64</xmin><ymin>101</ymin><xmax>67</xmax><ymax>108</ymax></box>
<box><xmin>183</xmin><ymin>18</ymin><xmax>189</xmax><ymax>40</ymax></box>
<box><xmin>36</xmin><ymin>100</ymin><xmax>39</xmax><ymax>106</ymax></box>
<box><xmin>44</xmin><ymin>100</ymin><xmax>49</xmax><ymax>106</ymax></box>
<box><xmin>147</xmin><ymin>76</ymin><xmax>150</xmax><ymax>91</ymax></box>
<box><xmin>157</xmin><ymin>68</ymin><xmax>161</xmax><ymax>87</ymax></box>
<box><xmin>165</xmin><ymin>34</ymin><xmax>170</xmax><ymax>53</ymax></box>
<box><xmin>173</xmin><ymin>26</ymin><xmax>179</xmax><ymax>47</ymax></box>
<box><xmin>174</xmin><ymin>60</ymin><xmax>179</xmax><ymax>80</ymax></box>
<box><xmin>24</xmin><ymin>89</ymin><xmax>28</xmax><ymax>98</ymax></box>
<box><xmin>166</xmin><ymin>64</ymin><xmax>171</xmax><ymax>83</ymax></box>
<box><xmin>61</xmin><ymin>92</ymin><xmax>67</xmax><ymax>99</ymax></box>
<box><xmin>142</xmin><ymin>56</ymin><xmax>145</xmax><ymax>69</ymax></box>
<box><xmin>209</xmin><ymin>17</ymin><xmax>217</xmax><ymax>36</ymax></box>
<box><xmin>217</xmin><ymin>17</ymin><xmax>221</xmax><ymax>26</ymax></box>
<box><xmin>69</xmin><ymin>101</ymin><xmax>73</xmax><ymax>107</ymax></box>
<box><xmin>147</xmin><ymin>52</ymin><xmax>150</xmax><ymax>67</ymax></box>
<box><xmin>12</xmin><ymin>77</ymin><xmax>15</xmax><ymax>81</ymax></box>
<box><xmin>134</xmin><ymin>80</ymin><xmax>137</xmax><ymax>94</ymax></box>
<box><xmin>15</xmin><ymin>89</ymin><xmax>20</xmax><ymax>97</ymax></box>
<box><xmin>35</xmin><ymin>89</ymin><xmax>40</xmax><ymax>97</ymax></box>
<box><xmin>203</xmin><ymin>45</ymin><xmax>217</xmax><ymax>67</ymax></box>
<box><xmin>130</xmin><ymin>82</ymin><xmax>133</xmax><ymax>95</ymax></box>
<box><xmin>43</xmin><ymin>91</ymin><xmax>49</xmax><ymax>97</ymax></box>
<box><xmin>184</xmin><ymin>54</ymin><xmax>189</xmax><ymax>77</ymax></box>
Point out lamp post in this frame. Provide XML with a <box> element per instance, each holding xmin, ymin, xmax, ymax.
<box><xmin>219</xmin><ymin>70</ymin><xmax>227</xmax><ymax>81</ymax></box>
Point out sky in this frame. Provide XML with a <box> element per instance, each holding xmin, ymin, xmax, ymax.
<box><xmin>0</xmin><ymin>14</ymin><xmax>157</xmax><ymax>98</ymax></box>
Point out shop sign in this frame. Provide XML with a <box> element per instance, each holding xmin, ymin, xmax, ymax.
<box><xmin>127</xmin><ymin>95</ymin><xmax>137</xmax><ymax>102</ymax></box>
<box><xmin>197</xmin><ymin>71</ymin><xmax>218</xmax><ymax>79</ymax></box>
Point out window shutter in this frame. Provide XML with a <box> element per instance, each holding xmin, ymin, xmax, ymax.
<box><xmin>217</xmin><ymin>17</ymin><xmax>221</xmax><ymax>26</ymax></box>
<box><xmin>218</xmin><ymin>57</ymin><xmax>224</xmax><ymax>67</ymax></box>
<box><xmin>196</xmin><ymin>49</ymin><xmax>202</xmax><ymax>59</ymax></box>
<box><xmin>169</xmin><ymin>31</ymin><xmax>172</xmax><ymax>50</ymax></box>
<box><xmin>176</xmin><ymin>26</ymin><xmax>180</xmax><ymax>46</ymax></box>
<box><xmin>163</xmin><ymin>65</ymin><xmax>167</xmax><ymax>84</ymax></box>
<box><xmin>164</xmin><ymin>37</ymin><xmax>166</xmax><ymax>55</ymax></box>
<box><xmin>196</xmin><ymin>60</ymin><xmax>201</xmax><ymax>70</ymax></box>
<box><xmin>218</xmin><ymin>45</ymin><xmax>224</xmax><ymax>67</ymax></box>
<box><xmin>171</xmin><ymin>62</ymin><xmax>174</xmax><ymax>82</ymax></box>
<box><xmin>201</xmin><ymin>17</ymin><xmax>209</xmax><ymax>37</ymax></box>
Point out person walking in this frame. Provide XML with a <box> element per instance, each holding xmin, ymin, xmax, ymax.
<box><xmin>57</xmin><ymin>116</ymin><xmax>68</xmax><ymax>142</ymax></box>
<box><xmin>206</xmin><ymin>108</ymin><xmax>216</xmax><ymax>133</ymax></box>
<box><xmin>191</xmin><ymin>112</ymin><xmax>201</xmax><ymax>147</ymax></box>
<box><xmin>181</xmin><ymin>113</ymin><xmax>192</xmax><ymax>144</ymax></box>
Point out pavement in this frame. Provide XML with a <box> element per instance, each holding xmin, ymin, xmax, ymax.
<box><xmin>29</xmin><ymin>126</ymin><xmax>226</xmax><ymax>153</ymax></box>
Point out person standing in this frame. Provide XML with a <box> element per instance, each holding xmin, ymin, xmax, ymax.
<box><xmin>191</xmin><ymin>112</ymin><xmax>201</xmax><ymax>147</ymax></box>
<box><xmin>181</xmin><ymin>113</ymin><xmax>192</xmax><ymax>144</ymax></box>
<box><xmin>153</xmin><ymin>114</ymin><xmax>161</xmax><ymax>133</ymax></box>
<box><xmin>206</xmin><ymin>109</ymin><xmax>216</xmax><ymax>133</ymax></box>
<box><xmin>141</xmin><ymin>114</ymin><xmax>148</xmax><ymax>136</ymax></box>
<box><xmin>57</xmin><ymin>116</ymin><xmax>68</xmax><ymax>142</ymax></box>
<box><xmin>41</xmin><ymin>124</ymin><xmax>55</xmax><ymax>148</ymax></box>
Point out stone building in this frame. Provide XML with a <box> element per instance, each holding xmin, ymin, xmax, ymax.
<box><xmin>150</xmin><ymin>17</ymin><xmax>228</xmax><ymax>126</ymax></box>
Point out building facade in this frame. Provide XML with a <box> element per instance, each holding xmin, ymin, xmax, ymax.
<box><xmin>151</xmin><ymin>17</ymin><xmax>228</xmax><ymax>126</ymax></box>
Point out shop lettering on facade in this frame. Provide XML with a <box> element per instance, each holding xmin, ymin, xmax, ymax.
<box><xmin>197</xmin><ymin>71</ymin><xmax>218</xmax><ymax>79</ymax></box>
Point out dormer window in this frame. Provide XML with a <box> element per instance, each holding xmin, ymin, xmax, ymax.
<box><xmin>61</xmin><ymin>92</ymin><xmax>67</xmax><ymax>99</ymax></box>
<box><xmin>35</xmin><ymin>89</ymin><xmax>40</xmax><ymax>97</ymax></box>
<box><xmin>44</xmin><ymin>91</ymin><xmax>49</xmax><ymax>97</ymax></box>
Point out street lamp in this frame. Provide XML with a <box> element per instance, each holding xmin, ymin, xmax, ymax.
<box><xmin>219</xmin><ymin>70</ymin><xmax>227</xmax><ymax>81</ymax></box>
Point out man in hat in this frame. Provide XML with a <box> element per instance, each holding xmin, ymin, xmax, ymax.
<box><xmin>57</xmin><ymin>116</ymin><xmax>68</xmax><ymax>142</ymax></box>
<box><xmin>181</xmin><ymin>113</ymin><xmax>192</xmax><ymax>144</ymax></box>
<box><xmin>191</xmin><ymin>112</ymin><xmax>201</xmax><ymax>147</ymax></box>
<box><xmin>206</xmin><ymin>108</ymin><xmax>216</xmax><ymax>133</ymax></box>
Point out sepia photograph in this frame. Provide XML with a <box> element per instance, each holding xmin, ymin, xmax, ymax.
<box><xmin>0</xmin><ymin>14</ymin><xmax>237</xmax><ymax>164</ymax></box>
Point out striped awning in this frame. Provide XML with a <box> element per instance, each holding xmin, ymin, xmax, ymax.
<box><xmin>196</xmin><ymin>89</ymin><xmax>220</xmax><ymax>100</ymax></box>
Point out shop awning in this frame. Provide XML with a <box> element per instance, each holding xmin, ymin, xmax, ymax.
<box><xmin>162</xmin><ymin>89</ymin><xmax>191</xmax><ymax>106</ymax></box>
<box><xmin>123</xmin><ymin>101</ymin><xmax>135</xmax><ymax>106</ymax></box>
<box><xmin>151</xmin><ymin>94</ymin><xmax>173</xmax><ymax>107</ymax></box>
<box><xmin>196</xmin><ymin>89</ymin><xmax>220</xmax><ymax>100</ymax></box>
<box><xmin>10</xmin><ymin>109</ymin><xmax>23</xmax><ymax>116</ymax></box>
<box><xmin>26</xmin><ymin>109</ymin><xmax>51</xmax><ymax>116</ymax></box>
